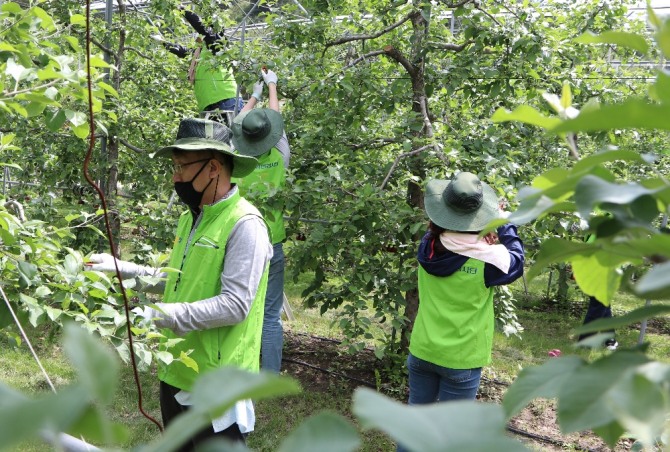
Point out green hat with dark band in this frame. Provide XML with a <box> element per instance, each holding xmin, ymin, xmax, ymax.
<box><xmin>154</xmin><ymin>118</ymin><xmax>257</xmax><ymax>178</ymax></box>
<box><xmin>231</xmin><ymin>108</ymin><xmax>284</xmax><ymax>156</ymax></box>
<box><xmin>424</xmin><ymin>172</ymin><xmax>500</xmax><ymax>232</ymax></box>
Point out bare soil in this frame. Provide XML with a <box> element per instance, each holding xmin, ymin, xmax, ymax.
<box><xmin>281</xmin><ymin>331</ymin><xmax>635</xmax><ymax>451</ymax></box>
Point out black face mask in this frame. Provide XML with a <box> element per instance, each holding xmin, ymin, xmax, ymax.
<box><xmin>174</xmin><ymin>160</ymin><xmax>213</xmax><ymax>214</ymax></box>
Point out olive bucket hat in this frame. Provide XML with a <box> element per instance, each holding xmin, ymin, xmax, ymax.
<box><xmin>231</xmin><ymin>108</ymin><xmax>284</xmax><ymax>157</ymax></box>
<box><xmin>424</xmin><ymin>172</ymin><xmax>500</xmax><ymax>232</ymax></box>
<box><xmin>154</xmin><ymin>118</ymin><xmax>257</xmax><ymax>178</ymax></box>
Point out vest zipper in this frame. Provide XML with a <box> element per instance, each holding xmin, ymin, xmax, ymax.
<box><xmin>174</xmin><ymin>212</ymin><xmax>203</xmax><ymax>291</ymax></box>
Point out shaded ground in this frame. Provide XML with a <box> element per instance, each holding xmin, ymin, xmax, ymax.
<box><xmin>282</xmin><ymin>331</ymin><xmax>635</xmax><ymax>451</ymax></box>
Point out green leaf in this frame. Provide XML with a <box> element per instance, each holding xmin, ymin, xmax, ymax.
<box><xmin>89</xmin><ymin>56</ymin><xmax>111</xmax><ymax>68</ymax></box>
<box><xmin>574</xmin><ymin>305</ymin><xmax>670</xmax><ymax>337</ymax></box>
<box><xmin>278</xmin><ymin>412</ymin><xmax>360</xmax><ymax>452</ymax></box>
<box><xmin>45</xmin><ymin>109</ymin><xmax>67</xmax><ymax>132</ymax></box>
<box><xmin>179</xmin><ymin>351</ymin><xmax>199</xmax><ymax>372</ymax></box>
<box><xmin>574</xmin><ymin>175</ymin><xmax>668</xmax><ymax>219</ymax></box>
<box><xmin>551</xmin><ymin>99</ymin><xmax>670</xmax><ymax>133</ymax></box>
<box><xmin>607</xmin><ymin>373</ymin><xmax>667</xmax><ymax>448</ymax></box>
<box><xmin>656</xmin><ymin>17</ymin><xmax>670</xmax><ymax>59</ymax></box>
<box><xmin>649</xmin><ymin>69</ymin><xmax>670</xmax><ymax>103</ymax></box>
<box><xmin>570</xmin><ymin>254</ymin><xmax>622</xmax><ymax>306</ymax></box>
<box><xmin>571</xmin><ymin>149</ymin><xmax>648</xmax><ymax>174</ymax></box>
<box><xmin>0</xmin><ymin>384</ymin><xmax>91</xmax><ymax>451</ymax></box>
<box><xmin>574</xmin><ymin>31</ymin><xmax>648</xmax><ymax>54</ymax></box>
<box><xmin>503</xmin><ymin>355</ymin><xmax>585</xmax><ymax>418</ymax></box>
<box><xmin>592</xmin><ymin>421</ymin><xmax>626</xmax><ymax>448</ymax></box>
<box><xmin>491</xmin><ymin>105</ymin><xmax>561</xmax><ymax>130</ymax></box>
<box><xmin>560</xmin><ymin>82</ymin><xmax>571</xmax><ymax>109</ymax></box>
<box><xmin>557</xmin><ymin>351</ymin><xmax>650</xmax><ymax>434</ymax></box>
<box><xmin>634</xmin><ymin>261</ymin><xmax>670</xmax><ymax>299</ymax></box>
<box><xmin>353</xmin><ymin>388</ymin><xmax>528</xmax><ymax>451</ymax></box>
<box><xmin>63</xmin><ymin>323</ymin><xmax>119</xmax><ymax>405</ymax></box>
<box><xmin>526</xmin><ymin>238</ymin><xmax>594</xmax><ymax>280</ymax></box>
<box><xmin>70</xmin><ymin>14</ymin><xmax>86</xmax><ymax>26</ymax></box>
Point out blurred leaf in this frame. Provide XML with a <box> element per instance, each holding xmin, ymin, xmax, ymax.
<box><xmin>571</xmin><ymin>254</ymin><xmax>622</xmax><ymax>305</ymax></box>
<box><xmin>0</xmin><ymin>384</ymin><xmax>90</xmax><ymax>450</ymax></box>
<box><xmin>145</xmin><ymin>368</ymin><xmax>301</xmax><ymax>452</ymax></box>
<box><xmin>527</xmin><ymin>239</ymin><xmax>594</xmax><ymax>280</ymax></box>
<box><xmin>278</xmin><ymin>412</ymin><xmax>360</xmax><ymax>452</ymax></box>
<box><xmin>573</xmin><ymin>305</ymin><xmax>670</xmax><ymax>336</ymax></box>
<box><xmin>607</xmin><ymin>373</ymin><xmax>667</xmax><ymax>449</ymax></box>
<box><xmin>491</xmin><ymin>105</ymin><xmax>561</xmax><ymax>130</ymax></box>
<box><xmin>64</xmin><ymin>323</ymin><xmax>119</xmax><ymax>405</ymax></box>
<box><xmin>575</xmin><ymin>31</ymin><xmax>648</xmax><ymax>54</ymax></box>
<box><xmin>634</xmin><ymin>261</ymin><xmax>670</xmax><ymax>299</ymax></box>
<box><xmin>557</xmin><ymin>351</ymin><xmax>650</xmax><ymax>434</ymax></box>
<box><xmin>552</xmin><ymin>99</ymin><xmax>670</xmax><ymax>133</ymax></box>
<box><xmin>353</xmin><ymin>388</ymin><xmax>528</xmax><ymax>451</ymax></box>
<box><xmin>503</xmin><ymin>355</ymin><xmax>585</xmax><ymax>418</ymax></box>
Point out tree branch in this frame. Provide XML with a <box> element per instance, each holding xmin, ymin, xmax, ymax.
<box><xmin>383</xmin><ymin>45</ymin><xmax>417</xmax><ymax>77</ymax></box>
<box><xmin>348</xmin><ymin>138</ymin><xmax>400</xmax><ymax>150</ymax></box>
<box><xmin>90</xmin><ymin>36</ymin><xmax>117</xmax><ymax>61</ymax></box>
<box><xmin>475</xmin><ymin>5</ymin><xmax>501</xmax><ymax>26</ymax></box>
<box><xmin>118</xmin><ymin>137</ymin><xmax>144</xmax><ymax>154</ymax></box>
<box><xmin>427</xmin><ymin>40</ymin><xmax>474</xmax><ymax>52</ymax></box>
<box><xmin>380</xmin><ymin>145</ymin><xmax>432</xmax><ymax>190</ymax></box>
<box><xmin>324</xmin><ymin>12</ymin><xmax>416</xmax><ymax>50</ymax></box>
<box><xmin>124</xmin><ymin>45</ymin><xmax>153</xmax><ymax>60</ymax></box>
<box><xmin>343</xmin><ymin>49</ymin><xmax>387</xmax><ymax>69</ymax></box>
<box><xmin>418</xmin><ymin>96</ymin><xmax>449</xmax><ymax>165</ymax></box>
<box><xmin>436</xmin><ymin>0</ymin><xmax>476</xmax><ymax>7</ymax></box>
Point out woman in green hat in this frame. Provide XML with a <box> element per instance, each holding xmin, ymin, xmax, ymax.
<box><xmin>404</xmin><ymin>172</ymin><xmax>524</xmax><ymax>414</ymax></box>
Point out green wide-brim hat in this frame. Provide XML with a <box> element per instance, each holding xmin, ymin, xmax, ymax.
<box><xmin>154</xmin><ymin>118</ymin><xmax>258</xmax><ymax>178</ymax></box>
<box><xmin>231</xmin><ymin>108</ymin><xmax>284</xmax><ymax>156</ymax></box>
<box><xmin>424</xmin><ymin>172</ymin><xmax>500</xmax><ymax>232</ymax></box>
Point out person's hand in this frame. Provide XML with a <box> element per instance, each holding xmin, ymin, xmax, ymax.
<box><xmin>84</xmin><ymin>253</ymin><xmax>143</xmax><ymax>278</ymax></box>
<box><xmin>483</xmin><ymin>232</ymin><xmax>498</xmax><ymax>245</ymax></box>
<box><xmin>252</xmin><ymin>81</ymin><xmax>264</xmax><ymax>100</ymax></box>
<box><xmin>150</xmin><ymin>34</ymin><xmax>164</xmax><ymax>42</ymax></box>
<box><xmin>85</xmin><ymin>253</ymin><xmax>118</xmax><ymax>273</ymax></box>
<box><xmin>262</xmin><ymin>69</ymin><xmax>278</xmax><ymax>85</ymax></box>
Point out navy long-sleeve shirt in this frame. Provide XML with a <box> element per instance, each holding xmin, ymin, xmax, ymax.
<box><xmin>417</xmin><ymin>224</ymin><xmax>525</xmax><ymax>287</ymax></box>
<box><xmin>163</xmin><ymin>10</ymin><xmax>225</xmax><ymax>58</ymax></box>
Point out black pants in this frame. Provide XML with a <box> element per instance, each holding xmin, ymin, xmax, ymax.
<box><xmin>160</xmin><ymin>381</ymin><xmax>246</xmax><ymax>452</ymax></box>
<box><xmin>578</xmin><ymin>296</ymin><xmax>614</xmax><ymax>341</ymax></box>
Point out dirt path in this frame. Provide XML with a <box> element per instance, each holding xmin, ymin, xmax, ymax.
<box><xmin>281</xmin><ymin>331</ymin><xmax>634</xmax><ymax>451</ymax></box>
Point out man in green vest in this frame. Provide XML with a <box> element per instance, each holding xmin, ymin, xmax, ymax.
<box><xmin>87</xmin><ymin>118</ymin><xmax>272</xmax><ymax>449</ymax></box>
<box><xmin>231</xmin><ymin>68</ymin><xmax>290</xmax><ymax>373</ymax></box>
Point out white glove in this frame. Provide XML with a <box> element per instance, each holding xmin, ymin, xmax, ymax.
<box><xmin>262</xmin><ymin>69</ymin><xmax>278</xmax><ymax>85</ymax></box>
<box><xmin>141</xmin><ymin>303</ymin><xmax>177</xmax><ymax>332</ymax></box>
<box><xmin>252</xmin><ymin>81</ymin><xmax>264</xmax><ymax>100</ymax></box>
<box><xmin>150</xmin><ymin>34</ymin><xmax>164</xmax><ymax>42</ymax></box>
<box><xmin>85</xmin><ymin>253</ymin><xmax>143</xmax><ymax>279</ymax></box>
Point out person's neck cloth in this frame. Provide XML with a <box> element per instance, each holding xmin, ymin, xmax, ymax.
<box><xmin>439</xmin><ymin>231</ymin><xmax>511</xmax><ymax>274</ymax></box>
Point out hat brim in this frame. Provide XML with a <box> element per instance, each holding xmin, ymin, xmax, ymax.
<box><xmin>231</xmin><ymin>109</ymin><xmax>284</xmax><ymax>156</ymax></box>
<box><xmin>424</xmin><ymin>179</ymin><xmax>500</xmax><ymax>232</ymax></box>
<box><xmin>153</xmin><ymin>138</ymin><xmax>257</xmax><ymax>178</ymax></box>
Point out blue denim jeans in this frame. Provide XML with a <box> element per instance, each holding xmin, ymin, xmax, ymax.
<box><xmin>205</xmin><ymin>97</ymin><xmax>245</xmax><ymax>114</ymax></box>
<box><xmin>261</xmin><ymin>242</ymin><xmax>285</xmax><ymax>373</ymax></box>
<box><xmin>407</xmin><ymin>353</ymin><xmax>482</xmax><ymax>404</ymax></box>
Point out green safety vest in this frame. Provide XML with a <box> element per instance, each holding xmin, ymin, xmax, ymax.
<box><xmin>232</xmin><ymin>148</ymin><xmax>286</xmax><ymax>244</ymax></box>
<box><xmin>158</xmin><ymin>190</ymin><xmax>268</xmax><ymax>391</ymax></box>
<box><xmin>193</xmin><ymin>46</ymin><xmax>238</xmax><ymax>111</ymax></box>
<box><xmin>410</xmin><ymin>258</ymin><xmax>494</xmax><ymax>369</ymax></box>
